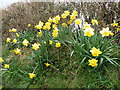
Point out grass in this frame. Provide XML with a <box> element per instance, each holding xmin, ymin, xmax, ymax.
<box><xmin>2</xmin><ymin>45</ymin><xmax>120</xmax><ymax>88</ymax></box>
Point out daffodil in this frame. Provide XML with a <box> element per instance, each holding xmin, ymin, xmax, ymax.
<box><xmin>116</xmin><ymin>28</ymin><xmax>120</xmax><ymax>32</ymax></box>
<box><xmin>100</xmin><ymin>27</ymin><xmax>111</xmax><ymax>37</ymax></box>
<box><xmin>38</xmin><ymin>31</ymin><xmax>42</xmax><ymax>37</ymax></box>
<box><xmin>45</xmin><ymin>22</ymin><xmax>51</xmax><ymax>26</ymax></box>
<box><xmin>0</xmin><ymin>58</ymin><xmax>4</xmax><ymax>63</ymax></box>
<box><xmin>75</xmin><ymin>19</ymin><xmax>82</xmax><ymax>25</ymax></box>
<box><xmin>52</xmin><ymin>18</ymin><xmax>59</xmax><ymax>24</ymax></box>
<box><xmin>9</xmin><ymin>28</ymin><xmax>17</xmax><ymax>32</ymax></box>
<box><xmin>52</xmin><ymin>24</ymin><xmax>57</xmax><ymax>29</ymax></box>
<box><xmin>53</xmin><ymin>28</ymin><xmax>59</xmax><ymax>33</ymax></box>
<box><xmin>90</xmin><ymin>47</ymin><xmax>102</xmax><ymax>57</ymax></box>
<box><xmin>43</xmin><ymin>25</ymin><xmax>47</xmax><ymax>30</ymax></box>
<box><xmin>6</xmin><ymin>38</ymin><xmax>11</xmax><ymax>42</ymax></box>
<box><xmin>54</xmin><ymin>15</ymin><xmax>60</xmax><ymax>21</ymax></box>
<box><xmin>46</xmin><ymin>25</ymin><xmax>51</xmax><ymax>30</ymax></box>
<box><xmin>84</xmin><ymin>28</ymin><xmax>94</xmax><ymax>37</ymax></box>
<box><xmin>67</xmin><ymin>20</ymin><xmax>73</xmax><ymax>24</ymax></box>
<box><xmin>88</xmin><ymin>59</ymin><xmax>98</xmax><ymax>67</ymax></box>
<box><xmin>28</xmin><ymin>24</ymin><xmax>31</xmax><ymax>27</ymax></box>
<box><xmin>52</xmin><ymin>32</ymin><xmax>58</xmax><ymax>37</ymax></box>
<box><xmin>112</xmin><ymin>21</ymin><xmax>118</xmax><ymax>27</ymax></box>
<box><xmin>48</xmin><ymin>17</ymin><xmax>53</xmax><ymax>22</ymax></box>
<box><xmin>62</xmin><ymin>23</ymin><xmax>68</xmax><ymax>27</ymax></box>
<box><xmin>110</xmin><ymin>32</ymin><xmax>114</xmax><ymax>36</ymax></box>
<box><xmin>32</xmin><ymin>43</ymin><xmax>40</xmax><ymax>50</ymax></box>
<box><xmin>16</xmin><ymin>33</ymin><xmax>20</xmax><ymax>37</ymax></box>
<box><xmin>22</xmin><ymin>39</ymin><xmax>29</xmax><ymax>46</ymax></box>
<box><xmin>70</xmin><ymin>15</ymin><xmax>76</xmax><ymax>20</ymax></box>
<box><xmin>83</xmin><ymin>22</ymin><xmax>91</xmax><ymax>29</ymax></box>
<box><xmin>61</xmin><ymin>13</ymin><xmax>67</xmax><ymax>19</ymax></box>
<box><xmin>13</xmin><ymin>48</ymin><xmax>21</xmax><ymax>54</ymax></box>
<box><xmin>4</xmin><ymin>64</ymin><xmax>10</xmax><ymax>68</ymax></box>
<box><xmin>55</xmin><ymin>42</ymin><xmax>61</xmax><ymax>47</ymax></box>
<box><xmin>35</xmin><ymin>25</ymin><xmax>42</xmax><ymax>29</ymax></box>
<box><xmin>29</xmin><ymin>73</ymin><xmax>36</xmax><ymax>79</ymax></box>
<box><xmin>39</xmin><ymin>21</ymin><xmax>44</xmax><ymax>26</ymax></box>
<box><xmin>72</xmin><ymin>10</ymin><xmax>78</xmax><ymax>16</ymax></box>
<box><xmin>12</xmin><ymin>39</ymin><xmax>17</xmax><ymax>43</ymax></box>
<box><xmin>91</xmin><ymin>19</ymin><xmax>98</xmax><ymax>25</ymax></box>
<box><xmin>64</xmin><ymin>10</ymin><xmax>70</xmax><ymax>16</ymax></box>
<box><xmin>49</xmin><ymin>40</ymin><xmax>53</xmax><ymax>44</ymax></box>
<box><xmin>44</xmin><ymin>63</ymin><xmax>51</xmax><ymax>67</ymax></box>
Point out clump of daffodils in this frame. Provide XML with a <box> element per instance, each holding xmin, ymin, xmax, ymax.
<box><xmin>4</xmin><ymin>9</ymin><xmax>119</xmax><ymax>77</ymax></box>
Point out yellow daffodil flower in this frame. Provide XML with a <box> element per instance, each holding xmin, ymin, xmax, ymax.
<box><xmin>100</xmin><ymin>27</ymin><xmax>111</xmax><ymax>37</ymax></box>
<box><xmin>37</xmin><ymin>31</ymin><xmax>42</xmax><ymax>37</ymax></box>
<box><xmin>74</xmin><ymin>19</ymin><xmax>82</xmax><ymax>25</ymax></box>
<box><xmin>46</xmin><ymin>25</ymin><xmax>51</xmax><ymax>30</ymax></box>
<box><xmin>84</xmin><ymin>28</ymin><xmax>94</xmax><ymax>37</ymax></box>
<box><xmin>49</xmin><ymin>40</ymin><xmax>53</xmax><ymax>44</ymax></box>
<box><xmin>61</xmin><ymin>13</ymin><xmax>67</xmax><ymax>19</ymax></box>
<box><xmin>0</xmin><ymin>58</ymin><xmax>4</xmax><ymax>63</ymax></box>
<box><xmin>64</xmin><ymin>10</ymin><xmax>70</xmax><ymax>16</ymax></box>
<box><xmin>62</xmin><ymin>23</ymin><xmax>68</xmax><ymax>27</ymax></box>
<box><xmin>4</xmin><ymin>64</ymin><xmax>10</xmax><ymax>68</ymax></box>
<box><xmin>91</xmin><ymin>19</ymin><xmax>98</xmax><ymax>25</ymax></box>
<box><xmin>39</xmin><ymin>21</ymin><xmax>44</xmax><ymax>26</ymax></box>
<box><xmin>28</xmin><ymin>24</ymin><xmax>31</xmax><ymax>27</ymax></box>
<box><xmin>13</xmin><ymin>48</ymin><xmax>21</xmax><ymax>54</ymax></box>
<box><xmin>52</xmin><ymin>32</ymin><xmax>58</xmax><ymax>37</ymax></box>
<box><xmin>83</xmin><ymin>22</ymin><xmax>91</xmax><ymax>29</ymax></box>
<box><xmin>45</xmin><ymin>22</ymin><xmax>51</xmax><ymax>26</ymax></box>
<box><xmin>48</xmin><ymin>17</ymin><xmax>53</xmax><ymax>22</ymax></box>
<box><xmin>9</xmin><ymin>28</ymin><xmax>17</xmax><ymax>32</ymax></box>
<box><xmin>43</xmin><ymin>25</ymin><xmax>47</xmax><ymax>30</ymax></box>
<box><xmin>44</xmin><ymin>63</ymin><xmax>51</xmax><ymax>67</ymax></box>
<box><xmin>52</xmin><ymin>24</ymin><xmax>57</xmax><ymax>29</ymax></box>
<box><xmin>70</xmin><ymin>15</ymin><xmax>76</xmax><ymax>20</ymax></box>
<box><xmin>53</xmin><ymin>28</ymin><xmax>59</xmax><ymax>33</ymax></box>
<box><xmin>12</xmin><ymin>39</ymin><xmax>17</xmax><ymax>43</ymax></box>
<box><xmin>29</xmin><ymin>73</ymin><xmax>36</xmax><ymax>79</ymax></box>
<box><xmin>35</xmin><ymin>25</ymin><xmax>42</xmax><ymax>29</ymax></box>
<box><xmin>116</xmin><ymin>28</ymin><xmax>120</xmax><ymax>32</ymax></box>
<box><xmin>16</xmin><ymin>33</ymin><xmax>20</xmax><ymax>37</ymax></box>
<box><xmin>6</xmin><ymin>38</ymin><xmax>11</xmax><ymax>42</ymax></box>
<box><xmin>67</xmin><ymin>20</ymin><xmax>73</xmax><ymax>24</ymax></box>
<box><xmin>32</xmin><ymin>43</ymin><xmax>40</xmax><ymax>50</ymax></box>
<box><xmin>112</xmin><ymin>21</ymin><xmax>118</xmax><ymax>27</ymax></box>
<box><xmin>88</xmin><ymin>59</ymin><xmax>98</xmax><ymax>67</ymax></box>
<box><xmin>90</xmin><ymin>47</ymin><xmax>102</xmax><ymax>57</ymax></box>
<box><xmin>55</xmin><ymin>15</ymin><xmax>61</xmax><ymax>21</ymax></box>
<box><xmin>22</xmin><ymin>39</ymin><xmax>29</xmax><ymax>46</ymax></box>
<box><xmin>72</xmin><ymin>10</ymin><xmax>78</xmax><ymax>16</ymax></box>
<box><xmin>110</xmin><ymin>32</ymin><xmax>114</xmax><ymax>36</ymax></box>
<box><xmin>55</xmin><ymin>42</ymin><xmax>61</xmax><ymax>47</ymax></box>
